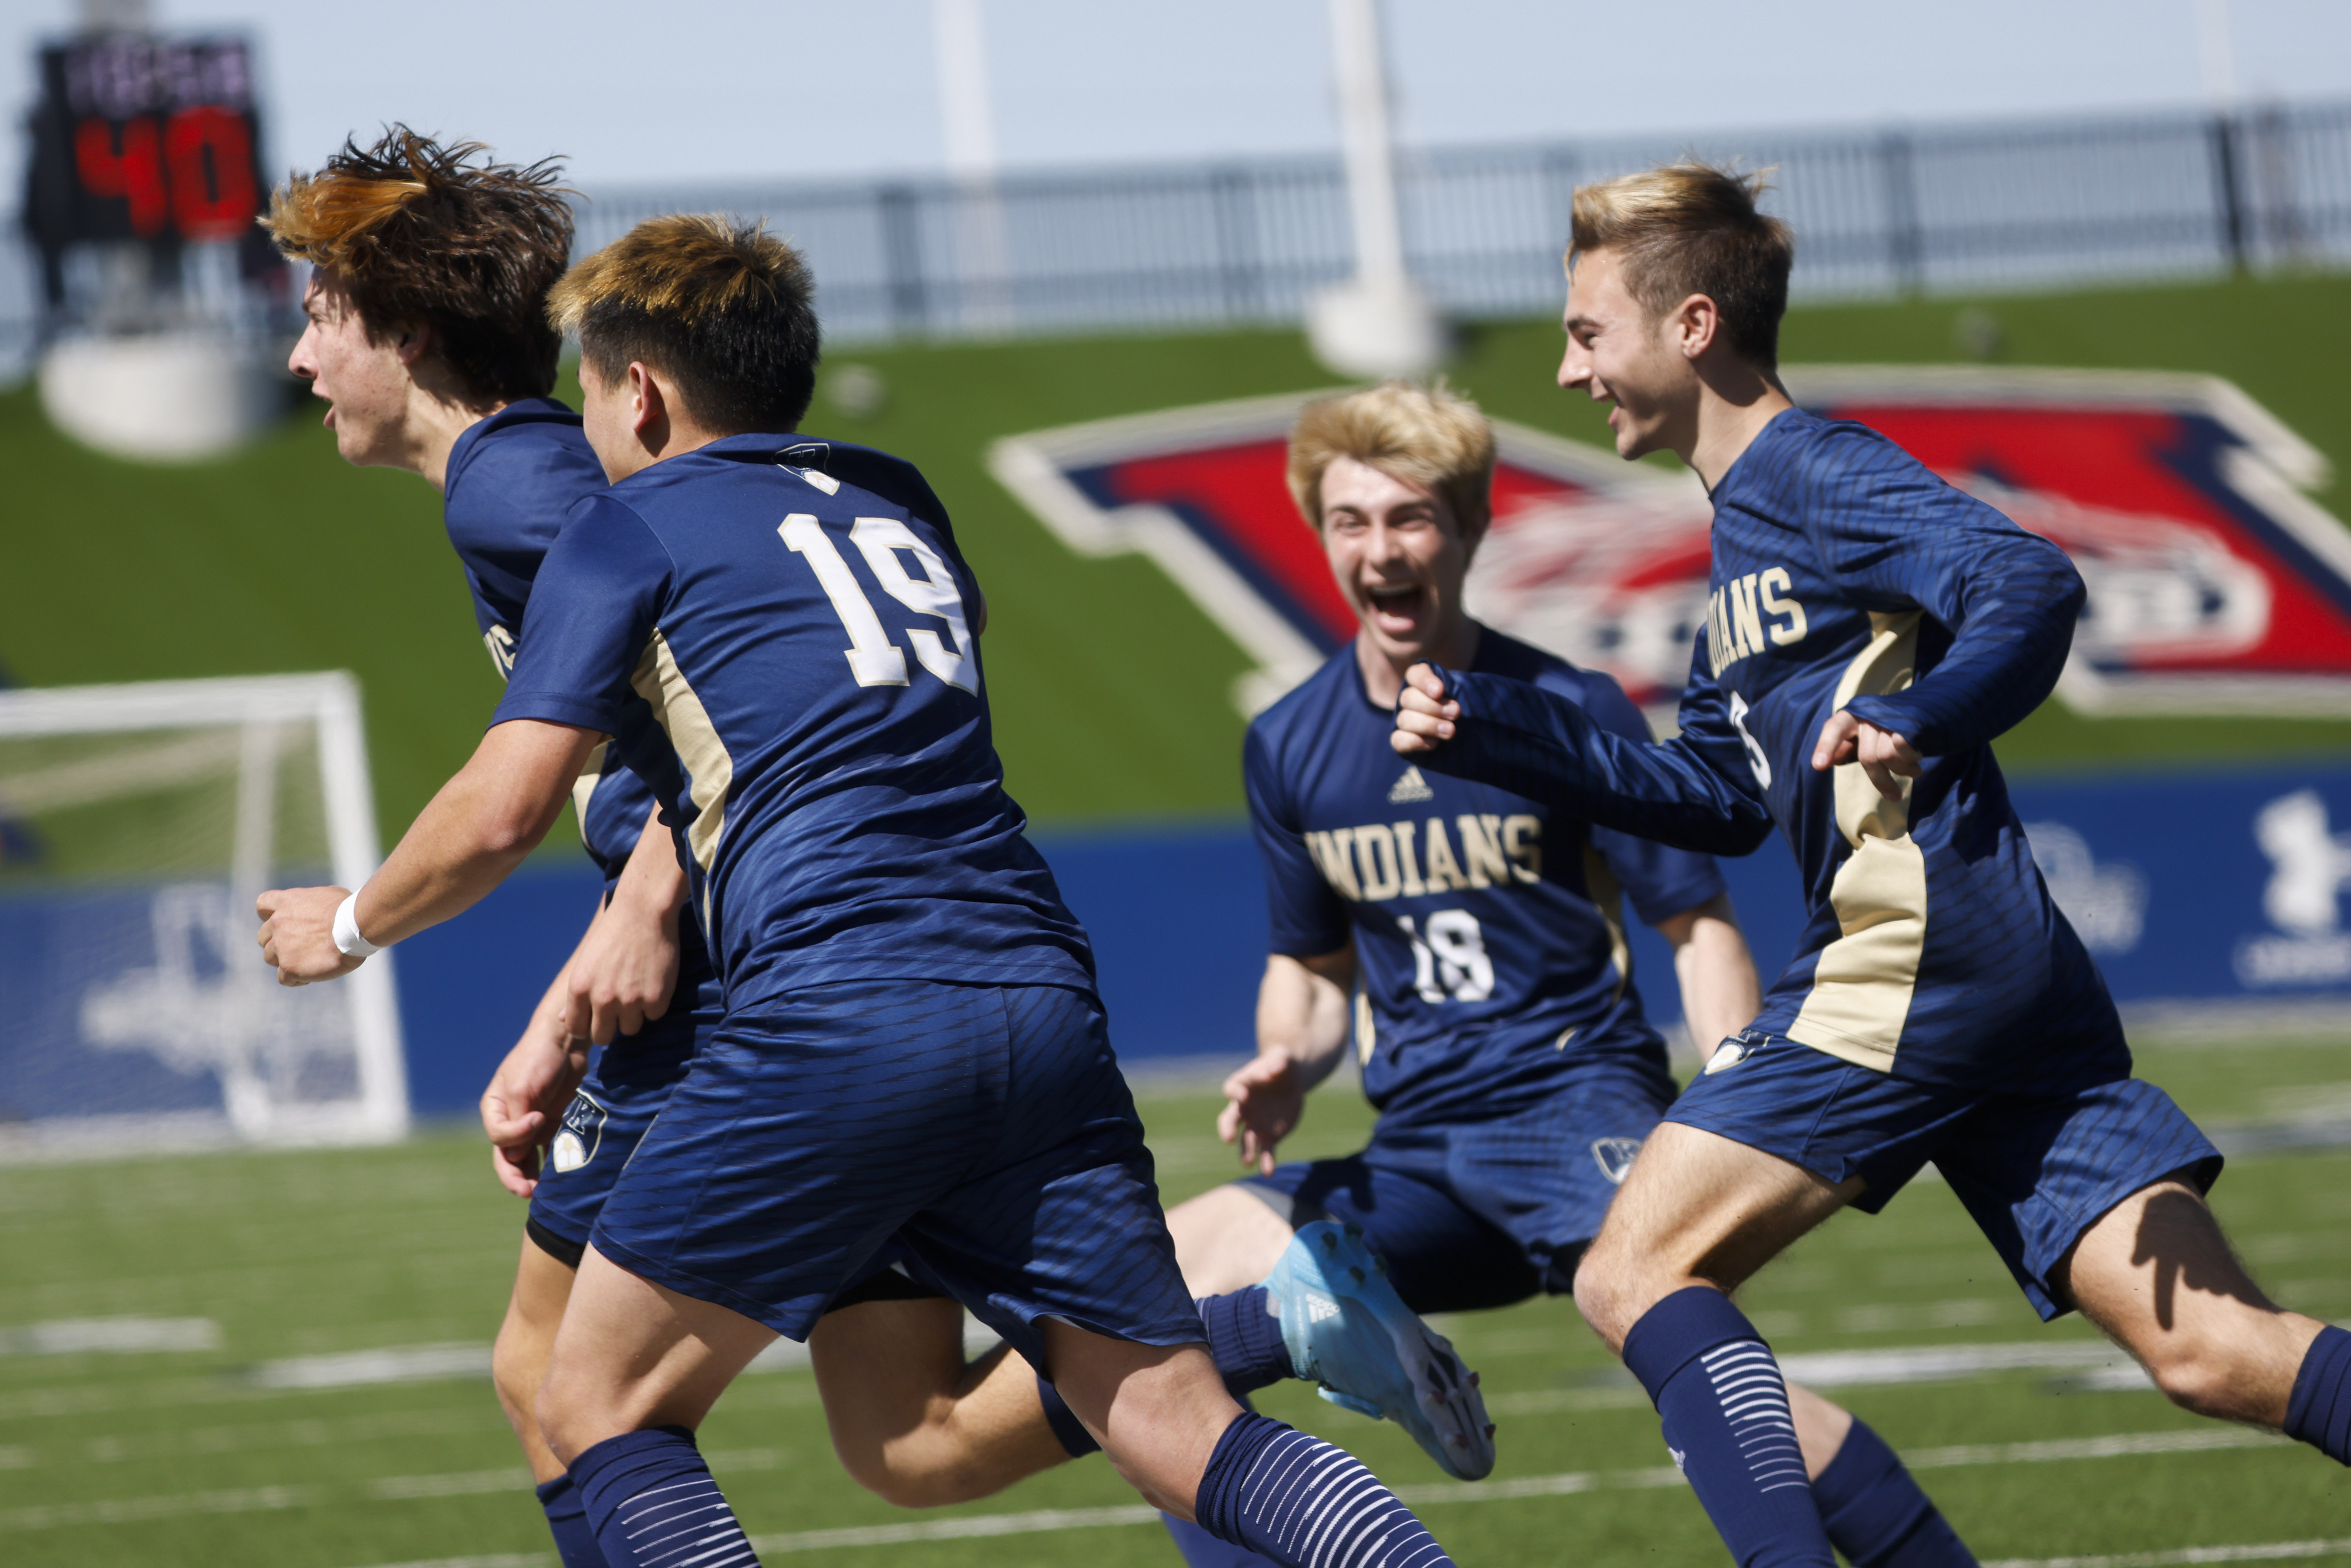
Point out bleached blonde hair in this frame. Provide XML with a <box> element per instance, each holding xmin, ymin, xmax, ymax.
<box><xmin>1286</xmin><ymin>380</ymin><xmax>1497</xmax><ymax>542</ymax></box>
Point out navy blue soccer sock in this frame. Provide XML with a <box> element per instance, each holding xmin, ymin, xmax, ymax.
<box><xmin>1621</xmin><ymin>1287</ymin><xmax>1835</xmax><ymax>1568</ymax></box>
<box><xmin>1037</xmin><ymin>1373</ymin><xmax>1101</xmax><ymax>1457</ymax></box>
<box><xmin>1199</xmin><ymin>1287</ymin><xmax>1291</xmax><ymax>1398</ymax></box>
<box><xmin>2286</xmin><ymin>1324</ymin><xmax>2351</xmax><ymax>1465</ymax></box>
<box><xmin>569</xmin><ymin>1426</ymin><xmax>756</xmax><ymax>1568</ymax></box>
<box><xmin>1811</xmin><ymin>1417</ymin><xmax>1976</xmax><ymax>1567</ymax></box>
<box><xmin>534</xmin><ymin>1473</ymin><xmax>613</xmax><ymax>1568</ymax></box>
<box><xmin>1193</xmin><ymin>1409</ymin><xmax>1453</xmax><ymax>1567</ymax></box>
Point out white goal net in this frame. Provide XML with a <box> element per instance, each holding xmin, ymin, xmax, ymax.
<box><xmin>0</xmin><ymin>674</ymin><xmax>407</xmax><ymax>1158</ymax></box>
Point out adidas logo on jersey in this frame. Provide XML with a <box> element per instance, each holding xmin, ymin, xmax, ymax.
<box><xmin>1306</xmin><ymin>1293</ymin><xmax>1341</xmax><ymax>1324</ymax></box>
<box><xmin>1387</xmin><ymin>766</ymin><xmax>1434</xmax><ymax>804</ymax></box>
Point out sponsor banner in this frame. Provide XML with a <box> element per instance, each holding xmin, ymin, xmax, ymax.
<box><xmin>990</xmin><ymin>368</ymin><xmax>2351</xmax><ymax>720</ymax></box>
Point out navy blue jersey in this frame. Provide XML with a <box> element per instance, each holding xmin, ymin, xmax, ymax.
<box><xmin>491</xmin><ymin>434</ymin><xmax>1095</xmax><ymax>1008</ymax></box>
<box><xmin>442</xmin><ymin>401</ymin><xmax>720</xmax><ymax>1020</ymax></box>
<box><xmin>1248</xmin><ymin>630</ymin><xmax>1721</xmax><ymax>1127</ymax></box>
<box><xmin>1424</xmin><ymin>409</ymin><xmax>2120</xmax><ymax>1089</ymax></box>
<box><xmin>443</xmin><ymin>398</ymin><xmax>608</xmax><ymax>680</ymax></box>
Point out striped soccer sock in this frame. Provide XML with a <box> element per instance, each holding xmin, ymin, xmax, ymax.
<box><xmin>1811</xmin><ymin>1416</ymin><xmax>1976</xmax><ymax>1567</ymax></box>
<box><xmin>569</xmin><ymin>1426</ymin><xmax>758</xmax><ymax>1568</ymax></box>
<box><xmin>534</xmin><ymin>1473</ymin><xmax>614</xmax><ymax>1568</ymax></box>
<box><xmin>1621</xmin><ymin>1287</ymin><xmax>1836</xmax><ymax>1568</ymax></box>
<box><xmin>1193</xmin><ymin>1410</ymin><xmax>1452</xmax><ymax>1568</ymax></box>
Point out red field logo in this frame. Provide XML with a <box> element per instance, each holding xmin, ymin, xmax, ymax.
<box><xmin>988</xmin><ymin>370</ymin><xmax>2351</xmax><ymax>719</ymax></box>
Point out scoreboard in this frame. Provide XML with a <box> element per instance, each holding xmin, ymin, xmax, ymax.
<box><xmin>22</xmin><ymin>33</ymin><xmax>270</xmax><ymax>261</ymax></box>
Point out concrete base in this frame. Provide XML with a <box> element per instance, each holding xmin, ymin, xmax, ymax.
<box><xmin>40</xmin><ymin>333</ymin><xmax>281</xmax><ymax>462</ymax></box>
<box><xmin>1306</xmin><ymin>275</ymin><xmax>1450</xmax><ymax>381</ymax></box>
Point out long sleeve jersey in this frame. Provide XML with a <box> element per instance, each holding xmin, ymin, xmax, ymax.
<box><xmin>1420</xmin><ymin>408</ymin><xmax>2125</xmax><ymax>1089</ymax></box>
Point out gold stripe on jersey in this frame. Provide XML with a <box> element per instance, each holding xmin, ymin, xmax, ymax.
<box><xmin>1355</xmin><ymin>988</ymin><xmax>1376</xmax><ymax>1066</ymax></box>
<box><xmin>1581</xmin><ymin>841</ymin><xmax>1632</xmax><ymax>1005</ymax></box>
<box><xmin>630</xmin><ymin>628</ymin><xmax>735</xmax><ymax>933</ymax></box>
<box><xmin>1789</xmin><ymin>611</ymin><xmax>1926</xmax><ymax>1073</ymax></box>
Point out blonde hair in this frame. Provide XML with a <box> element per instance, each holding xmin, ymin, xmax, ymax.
<box><xmin>548</xmin><ymin>214</ymin><xmax>819</xmax><ymax>434</ymax></box>
<box><xmin>1286</xmin><ymin>381</ymin><xmax>1497</xmax><ymax>541</ymax></box>
<box><xmin>1569</xmin><ymin>161</ymin><xmax>1793</xmax><ymax>368</ymax></box>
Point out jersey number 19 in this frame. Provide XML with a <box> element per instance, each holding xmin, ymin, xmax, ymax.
<box><xmin>783</xmin><ymin>514</ymin><xmax>977</xmax><ymax>694</ymax></box>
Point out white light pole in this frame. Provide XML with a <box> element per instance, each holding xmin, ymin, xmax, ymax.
<box><xmin>2195</xmin><ymin>0</ymin><xmax>2238</xmax><ymax>111</ymax></box>
<box><xmin>1308</xmin><ymin>0</ymin><xmax>1446</xmax><ymax>379</ymax></box>
<box><xmin>933</xmin><ymin>0</ymin><xmax>1011</xmax><ymax>332</ymax></box>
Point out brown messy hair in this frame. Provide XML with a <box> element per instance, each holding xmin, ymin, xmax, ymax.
<box><xmin>1569</xmin><ymin>161</ymin><xmax>1793</xmax><ymax>370</ymax></box>
<box><xmin>262</xmin><ymin>126</ymin><xmax>572</xmax><ymax>401</ymax></box>
<box><xmin>546</xmin><ymin>215</ymin><xmax>819</xmax><ymax>435</ymax></box>
<box><xmin>1287</xmin><ymin>381</ymin><xmax>1497</xmax><ymax>544</ymax></box>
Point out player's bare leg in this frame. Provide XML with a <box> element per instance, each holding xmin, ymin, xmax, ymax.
<box><xmin>809</xmin><ymin>1296</ymin><xmax>1066</xmax><ymax>1506</ymax></box>
<box><xmin>1573</xmin><ymin>1121</ymin><xmax>1859</xmax><ymax>1350</ymax></box>
<box><xmin>492</xmin><ymin>1240</ymin><xmax>578</xmax><ymax>1484</ymax></box>
<box><xmin>2058</xmin><ymin>1175</ymin><xmax>2326</xmax><ymax>1427</ymax></box>
<box><xmin>1167</xmin><ymin>1184</ymin><xmax>1298</xmax><ymax>1295</ymax></box>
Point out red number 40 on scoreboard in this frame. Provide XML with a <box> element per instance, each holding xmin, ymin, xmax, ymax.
<box><xmin>25</xmin><ymin>34</ymin><xmax>269</xmax><ymax>251</ymax></box>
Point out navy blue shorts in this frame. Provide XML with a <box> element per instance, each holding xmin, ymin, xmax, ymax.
<box><xmin>1667</xmin><ymin>1035</ymin><xmax>2224</xmax><ymax>1320</ymax></box>
<box><xmin>588</xmin><ymin>978</ymin><xmax>1204</xmax><ymax>1367</ymax></box>
<box><xmin>527</xmin><ymin>1023</ymin><xmax>699</xmax><ymax>1262</ymax></box>
<box><xmin>525</xmin><ymin>1006</ymin><xmax>946</xmax><ymax>1314</ymax></box>
<box><xmin>1239</xmin><ymin>1061</ymin><xmax>1674</xmax><ymax>1313</ymax></box>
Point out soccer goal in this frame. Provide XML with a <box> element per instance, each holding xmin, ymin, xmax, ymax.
<box><xmin>0</xmin><ymin>673</ymin><xmax>408</xmax><ymax>1159</ymax></box>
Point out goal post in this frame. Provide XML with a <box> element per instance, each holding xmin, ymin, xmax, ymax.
<box><xmin>0</xmin><ymin>673</ymin><xmax>408</xmax><ymax>1158</ymax></box>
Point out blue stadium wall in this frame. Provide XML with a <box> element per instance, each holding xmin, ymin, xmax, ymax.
<box><xmin>391</xmin><ymin>760</ymin><xmax>2351</xmax><ymax>1115</ymax></box>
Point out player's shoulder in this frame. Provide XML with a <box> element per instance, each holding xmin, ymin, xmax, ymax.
<box><xmin>443</xmin><ymin>398</ymin><xmax>603</xmax><ymax>543</ymax></box>
<box><xmin>1248</xmin><ymin>645</ymin><xmax>1364</xmax><ymax>751</ymax></box>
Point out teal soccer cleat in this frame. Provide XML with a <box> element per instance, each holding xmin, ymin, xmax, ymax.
<box><xmin>1262</xmin><ymin>1220</ymin><xmax>1496</xmax><ymax>1481</ymax></box>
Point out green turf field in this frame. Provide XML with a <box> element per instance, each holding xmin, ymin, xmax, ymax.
<box><xmin>1</xmin><ymin>1032</ymin><xmax>2346</xmax><ymax>1568</ymax></box>
<box><xmin>4</xmin><ymin>271</ymin><xmax>2350</xmax><ymax>849</ymax></box>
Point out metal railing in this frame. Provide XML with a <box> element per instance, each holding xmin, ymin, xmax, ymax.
<box><xmin>7</xmin><ymin>98</ymin><xmax>2351</xmax><ymax>381</ymax></box>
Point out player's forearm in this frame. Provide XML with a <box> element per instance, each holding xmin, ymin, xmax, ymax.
<box><xmin>355</xmin><ymin>722</ymin><xmax>598</xmax><ymax>946</ymax></box>
<box><xmin>1663</xmin><ymin>895</ymin><xmax>1762</xmax><ymax>1052</ymax></box>
<box><xmin>1425</xmin><ymin>672</ymin><xmax>1775</xmax><ymax>856</ymax></box>
<box><xmin>1256</xmin><ymin>953</ymin><xmax>1354</xmax><ymax>1090</ymax></box>
<box><xmin>611</xmin><ymin>805</ymin><xmax>688</xmax><ymax>922</ymax></box>
<box><xmin>1846</xmin><ymin>541</ymin><xmax>2084</xmax><ymax>755</ymax></box>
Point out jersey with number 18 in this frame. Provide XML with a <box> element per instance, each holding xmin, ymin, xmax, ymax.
<box><xmin>491</xmin><ymin>434</ymin><xmax>1096</xmax><ymax>1014</ymax></box>
<box><xmin>1247</xmin><ymin>629</ymin><xmax>1724</xmax><ymax>1130</ymax></box>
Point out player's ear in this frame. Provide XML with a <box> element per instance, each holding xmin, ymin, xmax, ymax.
<box><xmin>391</xmin><ymin>320</ymin><xmax>433</xmax><ymax>367</ymax></box>
<box><xmin>626</xmin><ymin>363</ymin><xmax>665</xmax><ymax>438</ymax></box>
<box><xmin>1674</xmin><ymin>293</ymin><xmax>1720</xmax><ymax>362</ymax></box>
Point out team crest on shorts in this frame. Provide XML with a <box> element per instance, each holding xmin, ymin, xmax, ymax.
<box><xmin>550</xmin><ymin>1091</ymin><xmax>607</xmax><ymax>1174</ymax></box>
<box><xmin>1705</xmin><ymin>1039</ymin><xmax>1753</xmax><ymax>1076</ymax></box>
<box><xmin>990</xmin><ymin>371</ymin><xmax>2351</xmax><ymax>721</ymax></box>
<box><xmin>1590</xmin><ymin>1136</ymin><xmax>1643</xmax><ymax>1186</ymax></box>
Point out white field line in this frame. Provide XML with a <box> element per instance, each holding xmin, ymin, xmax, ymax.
<box><xmin>249</xmin><ymin>1344</ymin><xmax>493</xmax><ymax>1391</ymax></box>
<box><xmin>1985</xmin><ymin>1542</ymin><xmax>2351</xmax><ymax>1568</ymax></box>
<box><xmin>743</xmin><ymin>1427</ymin><xmax>2280</xmax><ymax>1554</ymax></box>
<box><xmin>0</xmin><ymin>1317</ymin><xmax>220</xmax><ymax>1356</ymax></box>
<box><xmin>0</xmin><ymin>1484</ymin><xmax>313</xmax><ymax>1531</ymax></box>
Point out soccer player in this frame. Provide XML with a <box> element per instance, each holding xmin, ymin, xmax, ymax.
<box><xmin>758</xmin><ymin>383</ymin><xmax>1977</xmax><ymax>1568</ymax></box>
<box><xmin>264</xmin><ymin>130</ymin><xmax>1032</xmax><ymax>1565</ymax></box>
<box><xmin>1392</xmin><ymin>162</ymin><xmax>2351</xmax><ymax>1566</ymax></box>
<box><xmin>258</xmin><ymin>212</ymin><xmax>1472</xmax><ymax>1568</ymax></box>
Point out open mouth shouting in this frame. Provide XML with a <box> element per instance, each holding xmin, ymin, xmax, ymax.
<box><xmin>1363</xmin><ymin>580</ymin><xmax>1433</xmax><ymax>640</ymax></box>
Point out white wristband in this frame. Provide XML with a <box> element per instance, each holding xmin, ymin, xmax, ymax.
<box><xmin>332</xmin><ymin>892</ymin><xmax>385</xmax><ymax>958</ymax></box>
